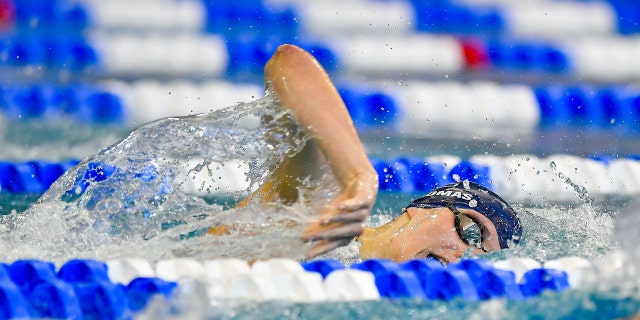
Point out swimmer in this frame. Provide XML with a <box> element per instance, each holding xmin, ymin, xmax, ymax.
<box><xmin>213</xmin><ymin>44</ymin><xmax>522</xmax><ymax>263</ymax></box>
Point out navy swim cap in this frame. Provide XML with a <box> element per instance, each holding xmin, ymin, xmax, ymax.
<box><xmin>406</xmin><ymin>181</ymin><xmax>522</xmax><ymax>249</ymax></box>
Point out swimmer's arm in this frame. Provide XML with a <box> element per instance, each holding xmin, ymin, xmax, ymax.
<box><xmin>234</xmin><ymin>138</ymin><xmax>324</xmax><ymax>207</ymax></box>
<box><xmin>262</xmin><ymin>44</ymin><xmax>379</xmax><ymax>258</ymax></box>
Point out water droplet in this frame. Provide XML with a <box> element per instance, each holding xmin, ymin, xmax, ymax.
<box><xmin>105</xmin><ymin>199</ymin><xmax>122</xmax><ymax>214</ymax></box>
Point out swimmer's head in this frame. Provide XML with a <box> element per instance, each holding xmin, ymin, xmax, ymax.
<box><xmin>405</xmin><ymin>181</ymin><xmax>522</xmax><ymax>249</ymax></box>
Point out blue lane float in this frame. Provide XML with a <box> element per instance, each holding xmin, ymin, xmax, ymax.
<box><xmin>449</xmin><ymin>259</ymin><xmax>523</xmax><ymax>300</ymax></box>
<box><xmin>0</xmin><ymin>257</ymin><xmax>576</xmax><ymax>317</ymax></box>
<box><xmin>535</xmin><ymin>85</ymin><xmax>640</xmax><ymax>130</ymax></box>
<box><xmin>301</xmin><ymin>260</ymin><xmax>346</xmax><ymax>279</ymax></box>
<box><xmin>1</xmin><ymin>0</ymin><xmax>638</xmax><ymax>85</ymax></box>
<box><xmin>0</xmin><ymin>32</ymin><xmax>572</xmax><ymax>79</ymax></box>
<box><xmin>9</xmin><ymin>0</ymin><xmax>639</xmax><ymax>37</ymax></box>
<box><xmin>411</xmin><ymin>0</ymin><xmax>504</xmax><ymax>35</ymax></box>
<box><xmin>8</xmin><ymin>0</ymin><xmax>498</xmax><ymax>36</ymax></box>
<box><xmin>486</xmin><ymin>39</ymin><xmax>570</xmax><ymax>73</ymax></box>
<box><xmin>0</xmin><ymin>157</ymin><xmax>480</xmax><ymax>195</ymax></box>
<box><xmin>0</xmin><ymin>35</ymin><xmax>97</xmax><ymax>71</ymax></box>
<box><xmin>2</xmin><ymin>155</ymin><xmax>640</xmax><ymax>197</ymax></box>
<box><xmin>0</xmin><ymin>159</ymin><xmax>78</xmax><ymax>194</ymax></box>
<box><xmin>224</xmin><ymin>37</ymin><xmax>337</xmax><ymax>78</ymax></box>
<box><xmin>351</xmin><ymin>82</ymin><xmax>640</xmax><ymax>132</ymax></box>
<box><xmin>203</xmin><ymin>1</ymin><xmax>298</xmax><ymax>38</ymax></box>
<box><xmin>0</xmin><ymin>260</ymin><xmax>170</xmax><ymax>319</ymax></box>
<box><xmin>11</xmin><ymin>0</ymin><xmax>88</xmax><ymax>33</ymax></box>
<box><xmin>125</xmin><ymin>278</ymin><xmax>176</xmax><ymax>313</ymax></box>
<box><xmin>339</xmin><ymin>87</ymin><xmax>397</xmax><ymax>128</ymax></box>
<box><xmin>2</xmin><ymin>81</ymin><xmax>640</xmax><ymax>135</ymax></box>
<box><xmin>607</xmin><ymin>0</ymin><xmax>640</xmax><ymax>34</ymax></box>
<box><xmin>0</xmin><ymin>84</ymin><xmax>124</xmax><ymax>124</ymax></box>
<box><xmin>519</xmin><ymin>268</ymin><xmax>570</xmax><ymax>298</ymax></box>
<box><xmin>8</xmin><ymin>0</ymin><xmax>296</xmax><ymax>36</ymax></box>
<box><xmin>371</xmin><ymin>158</ymin><xmax>493</xmax><ymax>193</ymax></box>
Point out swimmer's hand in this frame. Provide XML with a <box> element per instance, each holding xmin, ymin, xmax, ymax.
<box><xmin>264</xmin><ymin>44</ymin><xmax>378</xmax><ymax>258</ymax></box>
<box><xmin>302</xmin><ymin>172</ymin><xmax>378</xmax><ymax>259</ymax></box>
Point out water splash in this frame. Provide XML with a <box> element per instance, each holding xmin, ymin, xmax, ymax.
<box><xmin>501</xmin><ymin>204</ymin><xmax>615</xmax><ymax>262</ymax></box>
<box><xmin>614</xmin><ymin>199</ymin><xmax>640</xmax><ymax>265</ymax></box>
<box><xmin>0</xmin><ymin>116</ymin><xmax>124</xmax><ymax>161</ymax></box>
<box><xmin>0</xmin><ymin>91</ymin><xmax>337</xmax><ymax>263</ymax></box>
<box><xmin>132</xmin><ymin>200</ymin><xmax>630</xmax><ymax>319</ymax></box>
<box><xmin>549</xmin><ymin>161</ymin><xmax>594</xmax><ymax>206</ymax></box>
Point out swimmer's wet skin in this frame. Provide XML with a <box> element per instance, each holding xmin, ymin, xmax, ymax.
<box><xmin>233</xmin><ymin>44</ymin><xmax>378</xmax><ymax>259</ymax></box>
<box><xmin>207</xmin><ymin>44</ymin><xmax>521</xmax><ymax>263</ymax></box>
<box><xmin>358</xmin><ymin>181</ymin><xmax>521</xmax><ymax>263</ymax></box>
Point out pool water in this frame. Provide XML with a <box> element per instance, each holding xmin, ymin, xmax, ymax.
<box><xmin>2</xmin><ymin>0</ymin><xmax>640</xmax><ymax>316</ymax></box>
<box><xmin>1</xmin><ymin>96</ymin><xmax>639</xmax><ymax>318</ymax></box>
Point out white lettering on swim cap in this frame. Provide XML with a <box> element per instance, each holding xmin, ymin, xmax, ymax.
<box><xmin>427</xmin><ymin>189</ymin><xmax>474</xmax><ymax>201</ymax></box>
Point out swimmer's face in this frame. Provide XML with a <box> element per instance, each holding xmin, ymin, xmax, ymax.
<box><xmin>359</xmin><ymin>207</ymin><xmax>501</xmax><ymax>263</ymax></box>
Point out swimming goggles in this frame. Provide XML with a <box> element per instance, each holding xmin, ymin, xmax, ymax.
<box><xmin>445</xmin><ymin>203</ymin><xmax>486</xmax><ymax>252</ymax></box>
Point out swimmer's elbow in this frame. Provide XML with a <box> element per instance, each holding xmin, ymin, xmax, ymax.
<box><xmin>265</xmin><ymin>44</ymin><xmax>293</xmax><ymax>79</ymax></box>
<box><xmin>266</xmin><ymin>44</ymin><xmax>305</xmax><ymax>68</ymax></box>
<box><xmin>264</xmin><ymin>44</ymin><xmax>320</xmax><ymax>83</ymax></box>
<box><xmin>273</xmin><ymin>44</ymin><xmax>304</xmax><ymax>58</ymax></box>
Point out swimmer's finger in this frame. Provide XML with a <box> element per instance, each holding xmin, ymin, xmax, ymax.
<box><xmin>334</xmin><ymin>198</ymin><xmax>371</xmax><ymax>211</ymax></box>
<box><xmin>319</xmin><ymin>209</ymin><xmax>369</xmax><ymax>225</ymax></box>
<box><xmin>305</xmin><ymin>238</ymin><xmax>352</xmax><ymax>259</ymax></box>
<box><xmin>319</xmin><ymin>200</ymin><xmax>371</xmax><ymax>223</ymax></box>
<box><xmin>302</xmin><ymin>222</ymin><xmax>364</xmax><ymax>242</ymax></box>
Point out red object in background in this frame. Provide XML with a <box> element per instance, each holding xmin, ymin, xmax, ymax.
<box><xmin>0</xmin><ymin>0</ymin><xmax>14</xmax><ymax>30</ymax></box>
<box><xmin>460</xmin><ymin>39</ymin><xmax>489</xmax><ymax>69</ymax></box>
